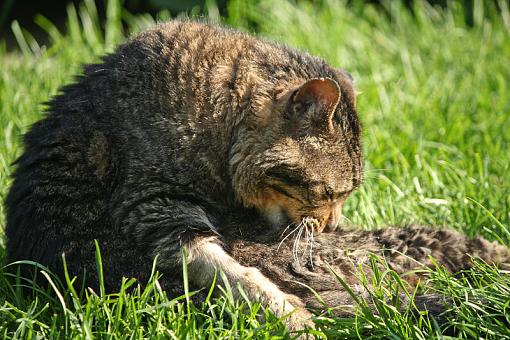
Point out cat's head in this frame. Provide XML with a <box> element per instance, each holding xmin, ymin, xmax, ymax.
<box><xmin>230</xmin><ymin>70</ymin><xmax>362</xmax><ymax>233</ymax></box>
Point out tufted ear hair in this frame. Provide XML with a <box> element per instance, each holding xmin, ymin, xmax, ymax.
<box><xmin>338</xmin><ymin>69</ymin><xmax>354</xmax><ymax>82</ymax></box>
<box><xmin>287</xmin><ymin>77</ymin><xmax>341</xmax><ymax>131</ymax></box>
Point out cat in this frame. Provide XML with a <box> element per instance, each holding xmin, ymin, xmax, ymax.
<box><xmin>224</xmin><ymin>212</ymin><xmax>510</xmax><ymax>317</ymax></box>
<box><xmin>5</xmin><ymin>20</ymin><xmax>361</xmax><ymax>329</ymax></box>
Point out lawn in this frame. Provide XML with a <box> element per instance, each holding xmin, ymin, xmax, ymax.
<box><xmin>1</xmin><ymin>0</ymin><xmax>509</xmax><ymax>338</ymax></box>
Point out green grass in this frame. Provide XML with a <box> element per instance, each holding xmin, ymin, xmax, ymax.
<box><xmin>1</xmin><ymin>0</ymin><xmax>510</xmax><ymax>338</ymax></box>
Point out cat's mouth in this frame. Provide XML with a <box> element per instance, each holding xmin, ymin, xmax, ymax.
<box><xmin>260</xmin><ymin>203</ymin><xmax>341</xmax><ymax>233</ymax></box>
<box><xmin>276</xmin><ymin>216</ymin><xmax>324</xmax><ymax>265</ymax></box>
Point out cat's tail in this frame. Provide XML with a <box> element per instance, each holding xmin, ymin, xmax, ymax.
<box><xmin>374</xmin><ymin>226</ymin><xmax>510</xmax><ymax>273</ymax></box>
<box><xmin>466</xmin><ymin>235</ymin><xmax>510</xmax><ymax>270</ymax></box>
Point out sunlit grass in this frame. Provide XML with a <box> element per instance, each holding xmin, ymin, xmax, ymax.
<box><xmin>1</xmin><ymin>0</ymin><xmax>509</xmax><ymax>338</ymax></box>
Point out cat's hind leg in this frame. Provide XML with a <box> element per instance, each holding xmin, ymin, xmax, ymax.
<box><xmin>4</xmin><ymin>128</ymin><xmax>115</xmax><ymax>289</ymax></box>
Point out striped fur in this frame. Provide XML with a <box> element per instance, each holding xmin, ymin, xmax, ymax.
<box><xmin>5</xmin><ymin>20</ymin><xmax>361</xmax><ymax>330</ymax></box>
<box><xmin>226</xmin><ymin>217</ymin><xmax>510</xmax><ymax>317</ymax></box>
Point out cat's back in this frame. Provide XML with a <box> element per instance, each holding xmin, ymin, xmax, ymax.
<box><xmin>116</xmin><ymin>20</ymin><xmax>321</xmax><ymax>120</ymax></box>
<box><xmin>34</xmin><ymin>21</ymin><xmax>302</xmax><ymax>124</ymax></box>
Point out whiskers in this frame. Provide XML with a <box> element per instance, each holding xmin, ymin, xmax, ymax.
<box><xmin>277</xmin><ymin>217</ymin><xmax>318</xmax><ymax>267</ymax></box>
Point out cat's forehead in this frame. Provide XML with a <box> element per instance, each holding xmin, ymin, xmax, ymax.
<box><xmin>279</xmin><ymin>136</ymin><xmax>355</xmax><ymax>170</ymax></box>
<box><xmin>302</xmin><ymin>138</ymin><xmax>353</xmax><ymax>165</ymax></box>
<box><xmin>279</xmin><ymin>133</ymin><xmax>348</xmax><ymax>152</ymax></box>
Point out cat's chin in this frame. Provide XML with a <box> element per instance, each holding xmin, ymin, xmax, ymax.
<box><xmin>259</xmin><ymin>205</ymin><xmax>291</xmax><ymax>230</ymax></box>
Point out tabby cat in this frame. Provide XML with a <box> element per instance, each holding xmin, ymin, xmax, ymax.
<box><xmin>5</xmin><ymin>20</ymin><xmax>361</xmax><ymax>328</ymax></box>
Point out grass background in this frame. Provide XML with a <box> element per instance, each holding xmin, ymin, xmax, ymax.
<box><xmin>0</xmin><ymin>0</ymin><xmax>509</xmax><ymax>338</ymax></box>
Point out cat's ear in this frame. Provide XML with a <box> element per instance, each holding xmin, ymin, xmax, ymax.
<box><xmin>288</xmin><ymin>77</ymin><xmax>341</xmax><ymax>130</ymax></box>
<box><xmin>338</xmin><ymin>69</ymin><xmax>354</xmax><ymax>82</ymax></box>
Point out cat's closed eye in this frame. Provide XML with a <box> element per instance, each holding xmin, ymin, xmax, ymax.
<box><xmin>325</xmin><ymin>187</ymin><xmax>352</xmax><ymax>202</ymax></box>
<box><xmin>265</xmin><ymin>166</ymin><xmax>353</xmax><ymax>207</ymax></box>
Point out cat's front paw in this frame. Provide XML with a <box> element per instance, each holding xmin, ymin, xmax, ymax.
<box><xmin>277</xmin><ymin>294</ymin><xmax>315</xmax><ymax>332</ymax></box>
<box><xmin>240</xmin><ymin>266</ymin><xmax>314</xmax><ymax>332</ymax></box>
<box><xmin>284</xmin><ymin>306</ymin><xmax>315</xmax><ymax>332</ymax></box>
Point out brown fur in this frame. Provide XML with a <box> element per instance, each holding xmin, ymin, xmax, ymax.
<box><xmin>5</xmin><ymin>20</ymin><xmax>361</xmax><ymax>330</ymax></box>
<box><xmin>223</xmin><ymin>213</ymin><xmax>510</xmax><ymax>316</ymax></box>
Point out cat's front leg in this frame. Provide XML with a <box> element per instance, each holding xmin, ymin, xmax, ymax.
<box><xmin>113</xmin><ymin>195</ymin><xmax>312</xmax><ymax>330</ymax></box>
<box><xmin>187</xmin><ymin>237</ymin><xmax>314</xmax><ymax>330</ymax></box>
